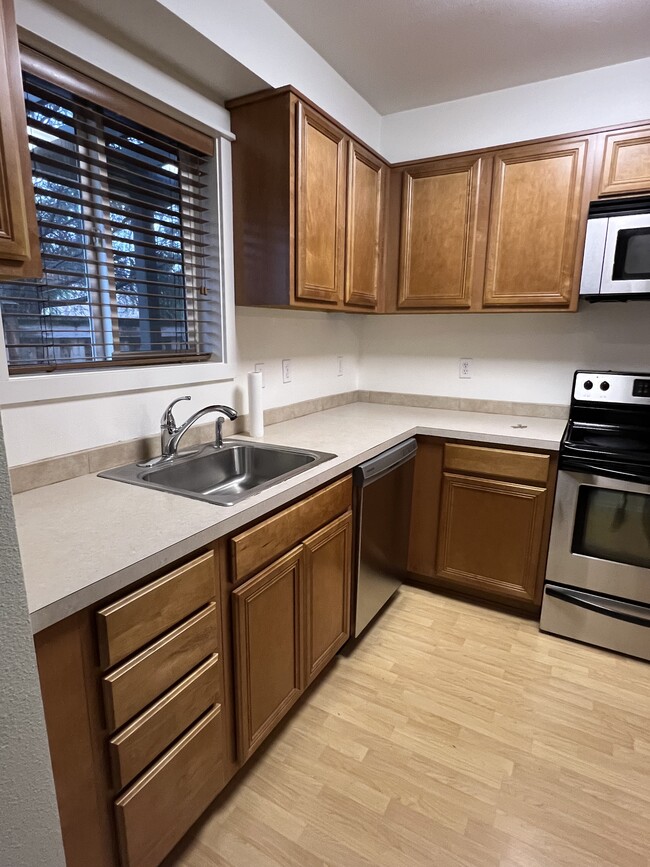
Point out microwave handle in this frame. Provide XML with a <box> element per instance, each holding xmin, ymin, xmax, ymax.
<box><xmin>579</xmin><ymin>217</ymin><xmax>607</xmax><ymax>296</ymax></box>
<box><xmin>545</xmin><ymin>586</ymin><xmax>650</xmax><ymax>628</ymax></box>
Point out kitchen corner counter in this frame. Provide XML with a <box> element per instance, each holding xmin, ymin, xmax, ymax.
<box><xmin>13</xmin><ymin>402</ymin><xmax>566</xmax><ymax>633</ymax></box>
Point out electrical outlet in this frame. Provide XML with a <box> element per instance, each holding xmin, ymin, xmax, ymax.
<box><xmin>282</xmin><ymin>358</ymin><xmax>292</xmax><ymax>383</ymax></box>
<box><xmin>254</xmin><ymin>362</ymin><xmax>265</xmax><ymax>387</ymax></box>
<box><xmin>459</xmin><ymin>358</ymin><xmax>472</xmax><ymax>379</ymax></box>
<box><xmin>337</xmin><ymin>355</ymin><xmax>344</xmax><ymax>377</ymax></box>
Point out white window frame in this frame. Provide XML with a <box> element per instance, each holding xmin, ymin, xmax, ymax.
<box><xmin>0</xmin><ymin>136</ymin><xmax>236</xmax><ymax>407</ymax></box>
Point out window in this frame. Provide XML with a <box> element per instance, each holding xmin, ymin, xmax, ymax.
<box><xmin>0</xmin><ymin>53</ymin><xmax>221</xmax><ymax>373</ymax></box>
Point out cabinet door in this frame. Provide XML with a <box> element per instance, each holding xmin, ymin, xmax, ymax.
<box><xmin>303</xmin><ymin>511</ymin><xmax>352</xmax><ymax>686</ymax></box>
<box><xmin>0</xmin><ymin>0</ymin><xmax>41</xmax><ymax>276</ymax></box>
<box><xmin>598</xmin><ymin>126</ymin><xmax>650</xmax><ymax>197</ymax></box>
<box><xmin>296</xmin><ymin>102</ymin><xmax>346</xmax><ymax>304</ymax></box>
<box><xmin>398</xmin><ymin>154</ymin><xmax>490</xmax><ymax>309</ymax></box>
<box><xmin>483</xmin><ymin>138</ymin><xmax>589</xmax><ymax>308</ymax></box>
<box><xmin>436</xmin><ymin>472</ymin><xmax>546</xmax><ymax>605</ymax></box>
<box><xmin>232</xmin><ymin>547</ymin><xmax>304</xmax><ymax>762</ymax></box>
<box><xmin>345</xmin><ymin>141</ymin><xmax>385</xmax><ymax>308</ymax></box>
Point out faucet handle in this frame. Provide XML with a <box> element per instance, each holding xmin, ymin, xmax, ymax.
<box><xmin>161</xmin><ymin>395</ymin><xmax>191</xmax><ymax>433</ymax></box>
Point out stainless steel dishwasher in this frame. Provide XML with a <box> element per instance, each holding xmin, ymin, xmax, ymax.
<box><xmin>352</xmin><ymin>438</ymin><xmax>417</xmax><ymax>638</ymax></box>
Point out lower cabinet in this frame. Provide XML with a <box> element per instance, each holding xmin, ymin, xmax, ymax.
<box><xmin>409</xmin><ymin>439</ymin><xmax>557</xmax><ymax>609</ymax></box>
<box><xmin>232</xmin><ymin>510</ymin><xmax>352</xmax><ymax>762</ymax></box>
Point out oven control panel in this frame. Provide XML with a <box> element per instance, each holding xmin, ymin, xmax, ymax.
<box><xmin>574</xmin><ymin>371</ymin><xmax>650</xmax><ymax>405</ymax></box>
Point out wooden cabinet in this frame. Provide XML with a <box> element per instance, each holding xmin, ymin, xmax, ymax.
<box><xmin>227</xmin><ymin>87</ymin><xmax>386</xmax><ymax>311</ymax></box>
<box><xmin>397</xmin><ymin>137</ymin><xmax>590</xmax><ymax>312</ymax></box>
<box><xmin>483</xmin><ymin>138</ymin><xmax>590</xmax><ymax>308</ymax></box>
<box><xmin>398</xmin><ymin>154</ymin><xmax>490</xmax><ymax>309</ymax></box>
<box><xmin>229</xmin><ymin>476</ymin><xmax>353</xmax><ymax>761</ymax></box>
<box><xmin>408</xmin><ymin>439</ymin><xmax>557</xmax><ymax>610</ymax></box>
<box><xmin>35</xmin><ymin>549</ymin><xmax>226</xmax><ymax>867</ymax></box>
<box><xmin>0</xmin><ymin>0</ymin><xmax>41</xmax><ymax>277</ymax></box>
<box><xmin>232</xmin><ymin>547</ymin><xmax>304</xmax><ymax>762</ymax></box>
<box><xmin>597</xmin><ymin>125</ymin><xmax>650</xmax><ymax>197</ymax></box>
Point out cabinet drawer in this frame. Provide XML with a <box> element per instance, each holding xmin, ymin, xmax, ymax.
<box><xmin>444</xmin><ymin>443</ymin><xmax>549</xmax><ymax>485</ymax></box>
<box><xmin>231</xmin><ymin>474</ymin><xmax>352</xmax><ymax>582</ymax></box>
<box><xmin>109</xmin><ymin>654</ymin><xmax>220</xmax><ymax>790</ymax></box>
<box><xmin>103</xmin><ymin>603</ymin><xmax>219</xmax><ymax>731</ymax></box>
<box><xmin>115</xmin><ymin>706</ymin><xmax>224</xmax><ymax>867</ymax></box>
<box><xmin>96</xmin><ymin>551</ymin><xmax>215</xmax><ymax>669</ymax></box>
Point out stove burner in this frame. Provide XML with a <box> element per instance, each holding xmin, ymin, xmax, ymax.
<box><xmin>582</xmin><ymin>435</ymin><xmax>649</xmax><ymax>452</ymax></box>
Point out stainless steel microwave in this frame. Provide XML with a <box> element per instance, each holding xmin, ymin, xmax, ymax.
<box><xmin>580</xmin><ymin>196</ymin><xmax>650</xmax><ymax>299</ymax></box>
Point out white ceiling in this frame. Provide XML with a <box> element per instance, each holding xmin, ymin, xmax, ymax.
<box><xmin>263</xmin><ymin>0</ymin><xmax>650</xmax><ymax>115</ymax></box>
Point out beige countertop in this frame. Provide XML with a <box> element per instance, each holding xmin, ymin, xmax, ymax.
<box><xmin>13</xmin><ymin>402</ymin><xmax>566</xmax><ymax>633</ymax></box>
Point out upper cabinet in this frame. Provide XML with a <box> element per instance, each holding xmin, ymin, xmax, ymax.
<box><xmin>397</xmin><ymin>136</ymin><xmax>591</xmax><ymax>312</ymax></box>
<box><xmin>398</xmin><ymin>154</ymin><xmax>490</xmax><ymax>309</ymax></box>
<box><xmin>0</xmin><ymin>0</ymin><xmax>41</xmax><ymax>277</ymax></box>
<box><xmin>483</xmin><ymin>137</ymin><xmax>589</xmax><ymax>309</ymax></box>
<box><xmin>227</xmin><ymin>88</ymin><xmax>387</xmax><ymax>311</ymax></box>
<box><xmin>597</xmin><ymin>124</ymin><xmax>650</xmax><ymax>197</ymax></box>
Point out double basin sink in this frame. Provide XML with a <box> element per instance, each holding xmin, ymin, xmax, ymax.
<box><xmin>100</xmin><ymin>441</ymin><xmax>337</xmax><ymax>506</ymax></box>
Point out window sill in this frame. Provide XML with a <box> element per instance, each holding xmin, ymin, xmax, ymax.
<box><xmin>0</xmin><ymin>357</ymin><xmax>236</xmax><ymax>406</ymax></box>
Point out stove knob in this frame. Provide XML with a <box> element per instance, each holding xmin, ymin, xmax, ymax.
<box><xmin>600</xmin><ymin>381</ymin><xmax>610</xmax><ymax>391</ymax></box>
<box><xmin>583</xmin><ymin>380</ymin><xmax>593</xmax><ymax>390</ymax></box>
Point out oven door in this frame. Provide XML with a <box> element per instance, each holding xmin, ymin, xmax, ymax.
<box><xmin>545</xmin><ymin>470</ymin><xmax>650</xmax><ymax>605</ymax></box>
<box><xmin>600</xmin><ymin>214</ymin><xmax>650</xmax><ymax>295</ymax></box>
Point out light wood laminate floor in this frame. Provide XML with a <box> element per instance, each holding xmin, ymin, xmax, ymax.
<box><xmin>166</xmin><ymin>586</ymin><xmax>650</xmax><ymax>867</ymax></box>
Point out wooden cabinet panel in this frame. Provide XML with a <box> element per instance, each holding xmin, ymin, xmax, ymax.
<box><xmin>296</xmin><ymin>102</ymin><xmax>346</xmax><ymax>303</ymax></box>
<box><xmin>303</xmin><ymin>511</ymin><xmax>352</xmax><ymax>685</ymax></box>
<box><xmin>598</xmin><ymin>126</ymin><xmax>650</xmax><ymax>196</ymax></box>
<box><xmin>115</xmin><ymin>706</ymin><xmax>224</xmax><ymax>867</ymax></box>
<box><xmin>96</xmin><ymin>551</ymin><xmax>215</xmax><ymax>669</ymax></box>
<box><xmin>436</xmin><ymin>472</ymin><xmax>546</xmax><ymax>605</ymax></box>
<box><xmin>346</xmin><ymin>141</ymin><xmax>385</xmax><ymax>308</ymax></box>
<box><xmin>232</xmin><ymin>548</ymin><xmax>304</xmax><ymax>762</ymax></box>
<box><xmin>444</xmin><ymin>443</ymin><xmax>549</xmax><ymax>485</ymax></box>
<box><xmin>231</xmin><ymin>474</ymin><xmax>352</xmax><ymax>582</ymax></box>
<box><xmin>407</xmin><ymin>438</ymin><xmax>445</xmax><ymax>577</ymax></box>
<box><xmin>483</xmin><ymin>138</ymin><xmax>589</xmax><ymax>308</ymax></box>
<box><xmin>0</xmin><ymin>0</ymin><xmax>41</xmax><ymax>277</ymax></box>
<box><xmin>398</xmin><ymin>154</ymin><xmax>489</xmax><ymax>309</ymax></box>
<box><xmin>109</xmin><ymin>654</ymin><xmax>220</xmax><ymax>790</ymax></box>
<box><xmin>103</xmin><ymin>603</ymin><xmax>219</xmax><ymax>731</ymax></box>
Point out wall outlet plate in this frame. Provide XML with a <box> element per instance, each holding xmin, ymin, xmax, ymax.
<box><xmin>459</xmin><ymin>358</ymin><xmax>472</xmax><ymax>379</ymax></box>
<box><xmin>337</xmin><ymin>355</ymin><xmax>344</xmax><ymax>376</ymax></box>
<box><xmin>282</xmin><ymin>358</ymin><xmax>292</xmax><ymax>383</ymax></box>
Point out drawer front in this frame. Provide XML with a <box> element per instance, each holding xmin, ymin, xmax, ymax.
<box><xmin>109</xmin><ymin>654</ymin><xmax>221</xmax><ymax>790</ymax></box>
<box><xmin>103</xmin><ymin>603</ymin><xmax>219</xmax><ymax>731</ymax></box>
<box><xmin>444</xmin><ymin>443</ymin><xmax>549</xmax><ymax>485</ymax></box>
<box><xmin>231</xmin><ymin>474</ymin><xmax>352</xmax><ymax>582</ymax></box>
<box><xmin>96</xmin><ymin>551</ymin><xmax>215</xmax><ymax>670</ymax></box>
<box><xmin>115</xmin><ymin>706</ymin><xmax>224</xmax><ymax>867</ymax></box>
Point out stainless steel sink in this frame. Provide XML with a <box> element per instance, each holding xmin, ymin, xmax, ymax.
<box><xmin>99</xmin><ymin>441</ymin><xmax>337</xmax><ymax>506</ymax></box>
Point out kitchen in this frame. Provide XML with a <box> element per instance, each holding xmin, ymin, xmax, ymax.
<box><xmin>2</xmin><ymin>1</ymin><xmax>650</xmax><ymax>866</ymax></box>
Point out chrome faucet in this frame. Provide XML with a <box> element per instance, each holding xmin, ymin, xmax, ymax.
<box><xmin>158</xmin><ymin>396</ymin><xmax>238</xmax><ymax>460</ymax></box>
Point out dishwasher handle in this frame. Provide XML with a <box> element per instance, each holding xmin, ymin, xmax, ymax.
<box><xmin>354</xmin><ymin>438</ymin><xmax>417</xmax><ymax>487</ymax></box>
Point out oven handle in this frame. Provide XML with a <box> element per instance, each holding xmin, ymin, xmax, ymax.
<box><xmin>559</xmin><ymin>459</ymin><xmax>650</xmax><ymax>485</ymax></box>
<box><xmin>545</xmin><ymin>586</ymin><xmax>650</xmax><ymax>627</ymax></box>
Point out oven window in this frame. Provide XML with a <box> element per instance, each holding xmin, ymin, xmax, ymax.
<box><xmin>612</xmin><ymin>227</ymin><xmax>650</xmax><ymax>280</ymax></box>
<box><xmin>572</xmin><ymin>486</ymin><xmax>650</xmax><ymax>569</ymax></box>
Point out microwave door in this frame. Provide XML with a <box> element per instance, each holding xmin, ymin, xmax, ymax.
<box><xmin>579</xmin><ymin>218</ymin><xmax>608</xmax><ymax>296</ymax></box>
<box><xmin>599</xmin><ymin>213</ymin><xmax>650</xmax><ymax>295</ymax></box>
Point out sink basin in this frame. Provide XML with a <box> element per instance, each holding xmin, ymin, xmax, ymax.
<box><xmin>99</xmin><ymin>441</ymin><xmax>337</xmax><ymax>506</ymax></box>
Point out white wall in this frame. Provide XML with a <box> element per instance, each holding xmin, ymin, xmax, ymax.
<box><xmin>155</xmin><ymin>0</ymin><xmax>382</xmax><ymax>150</ymax></box>
<box><xmin>360</xmin><ymin>302</ymin><xmax>650</xmax><ymax>406</ymax></box>
<box><xmin>0</xmin><ymin>413</ymin><xmax>65</xmax><ymax>866</ymax></box>
<box><xmin>2</xmin><ymin>308</ymin><xmax>360</xmax><ymax>465</ymax></box>
<box><xmin>382</xmin><ymin>56</ymin><xmax>650</xmax><ymax>162</ymax></box>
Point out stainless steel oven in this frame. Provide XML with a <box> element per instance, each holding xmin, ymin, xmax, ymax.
<box><xmin>540</xmin><ymin>371</ymin><xmax>650</xmax><ymax>661</ymax></box>
<box><xmin>580</xmin><ymin>197</ymin><xmax>650</xmax><ymax>299</ymax></box>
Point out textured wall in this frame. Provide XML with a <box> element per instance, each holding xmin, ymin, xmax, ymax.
<box><xmin>0</xmin><ymin>412</ymin><xmax>65</xmax><ymax>865</ymax></box>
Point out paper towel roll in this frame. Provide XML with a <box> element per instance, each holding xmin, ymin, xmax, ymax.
<box><xmin>247</xmin><ymin>370</ymin><xmax>264</xmax><ymax>438</ymax></box>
